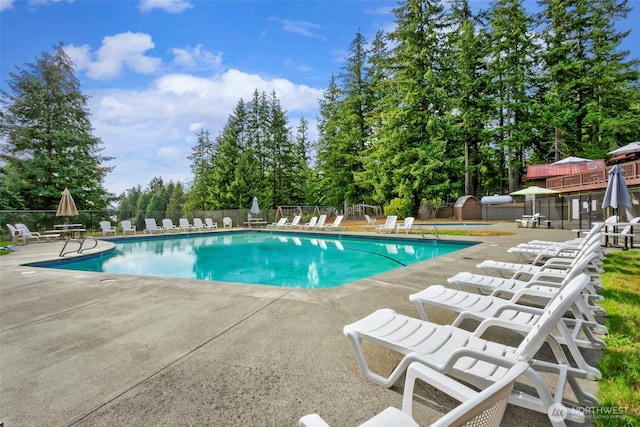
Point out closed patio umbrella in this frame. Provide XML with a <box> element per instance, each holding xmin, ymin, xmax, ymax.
<box><xmin>602</xmin><ymin>165</ymin><xmax>632</xmax><ymax>217</ymax></box>
<box><xmin>56</xmin><ymin>188</ymin><xmax>78</xmax><ymax>219</ymax></box>
<box><xmin>510</xmin><ymin>186</ymin><xmax>560</xmax><ymax>216</ymax></box>
<box><xmin>250</xmin><ymin>196</ymin><xmax>260</xmax><ymax>215</ymax></box>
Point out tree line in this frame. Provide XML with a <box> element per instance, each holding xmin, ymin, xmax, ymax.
<box><xmin>2</xmin><ymin>0</ymin><xmax>640</xmax><ymax>219</ymax></box>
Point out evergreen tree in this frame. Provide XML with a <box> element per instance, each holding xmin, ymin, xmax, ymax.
<box><xmin>368</xmin><ymin>0</ymin><xmax>452</xmax><ymax>211</ymax></box>
<box><xmin>293</xmin><ymin>116</ymin><xmax>313</xmax><ymax>205</ymax></box>
<box><xmin>446</xmin><ymin>0</ymin><xmax>491</xmax><ymax>196</ymax></box>
<box><xmin>315</xmin><ymin>75</ymin><xmax>343</xmax><ymax>206</ymax></box>
<box><xmin>359</xmin><ymin>30</ymin><xmax>395</xmax><ymax>204</ymax></box>
<box><xmin>166</xmin><ymin>182</ymin><xmax>185</xmax><ymax>217</ymax></box>
<box><xmin>209</xmin><ymin>100</ymin><xmax>247</xmax><ymax>209</ymax></box>
<box><xmin>0</xmin><ymin>44</ymin><xmax>113</xmax><ymax>210</ymax></box>
<box><xmin>185</xmin><ymin>129</ymin><xmax>215</xmax><ymax>210</ymax></box>
<box><xmin>486</xmin><ymin>0</ymin><xmax>539</xmax><ymax>191</ymax></box>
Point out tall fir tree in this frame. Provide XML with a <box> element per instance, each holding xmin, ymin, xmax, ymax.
<box><xmin>185</xmin><ymin>129</ymin><xmax>215</xmax><ymax>210</ymax></box>
<box><xmin>486</xmin><ymin>0</ymin><xmax>539</xmax><ymax>191</ymax></box>
<box><xmin>0</xmin><ymin>44</ymin><xmax>114</xmax><ymax>209</ymax></box>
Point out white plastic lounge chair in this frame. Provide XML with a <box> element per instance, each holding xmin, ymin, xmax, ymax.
<box><xmin>448</xmin><ymin>239</ymin><xmax>603</xmax><ymax>295</ymax></box>
<box><xmin>446</xmin><ymin>241</ymin><xmax>606</xmax><ymax>323</ymax></box>
<box><xmin>343</xmin><ymin>273</ymin><xmax>597</xmax><ymax>425</ymax></box>
<box><xmin>268</xmin><ymin>217</ymin><xmax>288</xmax><ymax>228</ymax></box>
<box><xmin>507</xmin><ymin>222</ymin><xmax>610</xmax><ymax>264</ymax></box>
<box><xmin>15</xmin><ymin>223</ymin><xmax>59</xmax><ymax>242</ymax></box>
<box><xmin>285</xmin><ymin>215</ymin><xmax>302</xmax><ymax>228</ymax></box>
<box><xmin>192</xmin><ymin>218</ymin><xmax>204</xmax><ymax>230</ymax></box>
<box><xmin>314</xmin><ymin>214</ymin><xmax>327</xmax><ymax>230</ymax></box>
<box><xmin>396</xmin><ymin>217</ymin><xmax>414</xmax><ymax>234</ymax></box>
<box><xmin>364</xmin><ymin>214</ymin><xmax>376</xmax><ymax>225</ymax></box>
<box><xmin>322</xmin><ymin>215</ymin><xmax>344</xmax><ymax>231</ymax></box>
<box><xmin>6</xmin><ymin>224</ymin><xmax>24</xmax><ymax>245</ymax></box>
<box><xmin>516</xmin><ymin>217</ymin><xmax>615</xmax><ymax>250</ymax></box>
<box><xmin>121</xmin><ymin>220</ymin><xmax>136</xmax><ymax>235</ymax></box>
<box><xmin>222</xmin><ymin>217</ymin><xmax>232</xmax><ymax>228</ymax></box>
<box><xmin>376</xmin><ymin>216</ymin><xmax>397</xmax><ymax>233</ymax></box>
<box><xmin>300</xmin><ymin>360</ymin><xmax>529</xmax><ymax>427</ymax></box>
<box><xmin>162</xmin><ymin>219</ymin><xmax>179</xmax><ymax>232</ymax></box>
<box><xmin>205</xmin><ymin>218</ymin><xmax>218</xmax><ymax>229</ymax></box>
<box><xmin>303</xmin><ymin>216</ymin><xmax>318</xmax><ymax>229</ymax></box>
<box><xmin>144</xmin><ymin>218</ymin><xmax>163</xmax><ymax>234</ymax></box>
<box><xmin>99</xmin><ymin>221</ymin><xmax>117</xmax><ymax>236</ymax></box>
<box><xmin>179</xmin><ymin>218</ymin><xmax>194</xmax><ymax>231</ymax></box>
<box><xmin>410</xmin><ymin>274</ymin><xmax>606</xmax><ymax>379</ymax></box>
<box><xmin>477</xmin><ymin>234</ymin><xmax>604</xmax><ymax>280</ymax></box>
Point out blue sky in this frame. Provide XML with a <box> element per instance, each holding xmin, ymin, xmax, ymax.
<box><xmin>1</xmin><ymin>0</ymin><xmax>638</xmax><ymax>196</ymax></box>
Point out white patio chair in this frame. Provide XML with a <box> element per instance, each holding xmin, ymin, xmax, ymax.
<box><xmin>120</xmin><ymin>220</ymin><xmax>136</xmax><ymax>235</ymax></box>
<box><xmin>364</xmin><ymin>214</ymin><xmax>376</xmax><ymax>225</ymax></box>
<box><xmin>222</xmin><ymin>217</ymin><xmax>232</xmax><ymax>228</ymax></box>
<box><xmin>205</xmin><ymin>218</ymin><xmax>218</xmax><ymax>229</ymax></box>
<box><xmin>144</xmin><ymin>218</ymin><xmax>163</xmax><ymax>234</ymax></box>
<box><xmin>267</xmin><ymin>217</ymin><xmax>288</xmax><ymax>228</ymax></box>
<box><xmin>322</xmin><ymin>215</ymin><xmax>344</xmax><ymax>231</ymax></box>
<box><xmin>179</xmin><ymin>218</ymin><xmax>194</xmax><ymax>231</ymax></box>
<box><xmin>285</xmin><ymin>215</ymin><xmax>302</xmax><ymax>228</ymax></box>
<box><xmin>300</xmin><ymin>360</ymin><xmax>529</xmax><ymax>427</ymax></box>
<box><xmin>314</xmin><ymin>215</ymin><xmax>327</xmax><ymax>229</ymax></box>
<box><xmin>99</xmin><ymin>221</ymin><xmax>117</xmax><ymax>236</ymax></box>
<box><xmin>376</xmin><ymin>215</ymin><xmax>397</xmax><ymax>233</ymax></box>
<box><xmin>162</xmin><ymin>219</ymin><xmax>179</xmax><ymax>232</ymax></box>
<box><xmin>396</xmin><ymin>216</ymin><xmax>414</xmax><ymax>233</ymax></box>
<box><xmin>303</xmin><ymin>216</ymin><xmax>318</xmax><ymax>229</ymax></box>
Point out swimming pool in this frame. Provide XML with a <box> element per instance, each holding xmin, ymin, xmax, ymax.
<box><xmin>35</xmin><ymin>231</ymin><xmax>476</xmax><ymax>288</ymax></box>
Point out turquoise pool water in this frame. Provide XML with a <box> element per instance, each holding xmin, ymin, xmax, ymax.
<box><xmin>38</xmin><ymin>231</ymin><xmax>475</xmax><ymax>288</ymax></box>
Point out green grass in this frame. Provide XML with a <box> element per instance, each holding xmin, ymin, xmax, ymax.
<box><xmin>0</xmin><ymin>239</ymin><xmax>12</xmax><ymax>255</ymax></box>
<box><xmin>597</xmin><ymin>250</ymin><xmax>640</xmax><ymax>426</ymax></box>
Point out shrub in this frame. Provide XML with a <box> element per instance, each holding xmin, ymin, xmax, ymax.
<box><xmin>383</xmin><ymin>198</ymin><xmax>413</xmax><ymax>219</ymax></box>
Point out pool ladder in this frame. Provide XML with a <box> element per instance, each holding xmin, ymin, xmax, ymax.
<box><xmin>419</xmin><ymin>225</ymin><xmax>439</xmax><ymax>240</ymax></box>
<box><xmin>59</xmin><ymin>238</ymin><xmax>98</xmax><ymax>257</ymax></box>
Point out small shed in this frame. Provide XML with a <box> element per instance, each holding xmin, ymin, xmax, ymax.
<box><xmin>453</xmin><ymin>195</ymin><xmax>482</xmax><ymax>220</ymax></box>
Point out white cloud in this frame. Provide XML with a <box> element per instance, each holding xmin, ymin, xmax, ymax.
<box><xmin>269</xmin><ymin>17</ymin><xmax>324</xmax><ymax>39</ymax></box>
<box><xmin>66</xmin><ymin>32</ymin><xmax>161</xmax><ymax>80</ymax></box>
<box><xmin>170</xmin><ymin>44</ymin><xmax>223</xmax><ymax>69</ymax></box>
<box><xmin>88</xmin><ymin>69</ymin><xmax>323</xmax><ymax>194</ymax></box>
<box><xmin>138</xmin><ymin>0</ymin><xmax>192</xmax><ymax>13</ymax></box>
<box><xmin>0</xmin><ymin>0</ymin><xmax>15</xmax><ymax>12</ymax></box>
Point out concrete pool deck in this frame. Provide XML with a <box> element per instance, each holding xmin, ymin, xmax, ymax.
<box><xmin>0</xmin><ymin>223</ymin><xmax>603</xmax><ymax>426</ymax></box>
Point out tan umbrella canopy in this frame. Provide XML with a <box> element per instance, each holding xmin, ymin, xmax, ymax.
<box><xmin>56</xmin><ymin>188</ymin><xmax>78</xmax><ymax>218</ymax></box>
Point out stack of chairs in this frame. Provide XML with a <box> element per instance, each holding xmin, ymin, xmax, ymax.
<box><xmin>300</xmin><ymin>223</ymin><xmax>608</xmax><ymax>427</ymax></box>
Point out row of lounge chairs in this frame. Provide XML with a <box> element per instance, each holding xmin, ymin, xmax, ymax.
<box><xmin>300</xmin><ymin>221</ymin><xmax>611</xmax><ymax>426</ymax></box>
<box><xmin>141</xmin><ymin>217</ymin><xmax>223</xmax><ymax>234</ymax></box>
<box><xmin>267</xmin><ymin>214</ymin><xmax>345</xmax><ymax>231</ymax></box>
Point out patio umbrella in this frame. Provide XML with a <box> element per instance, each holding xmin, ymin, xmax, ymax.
<box><xmin>552</xmin><ymin>156</ymin><xmax>590</xmax><ymax>165</ymax></box>
<box><xmin>250</xmin><ymin>196</ymin><xmax>260</xmax><ymax>216</ymax></box>
<box><xmin>602</xmin><ymin>165</ymin><xmax>632</xmax><ymax>217</ymax></box>
<box><xmin>608</xmin><ymin>141</ymin><xmax>640</xmax><ymax>156</ymax></box>
<box><xmin>510</xmin><ymin>186</ymin><xmax>560</xmax><ymax>216</ymax></box>
<box><xmin>56</xmin><ymin>188</ymin><xmax>78</xmax><ymax>220</ymax></box>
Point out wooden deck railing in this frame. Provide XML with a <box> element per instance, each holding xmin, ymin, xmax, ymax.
<box><xmin>547</xmin><ymin>159</ymin><xmax>640</xmax><ymax>193</ymax></box>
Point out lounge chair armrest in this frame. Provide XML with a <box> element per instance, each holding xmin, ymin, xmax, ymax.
<box><xmin>471</xmin><ymin>316</ymin><xmax>535</xmax><ymax>336</ymax></box>
<box><xmin>299</xmin><ymin>414</ymin><xmax>331</xmax><ymax>427</ymax></box>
